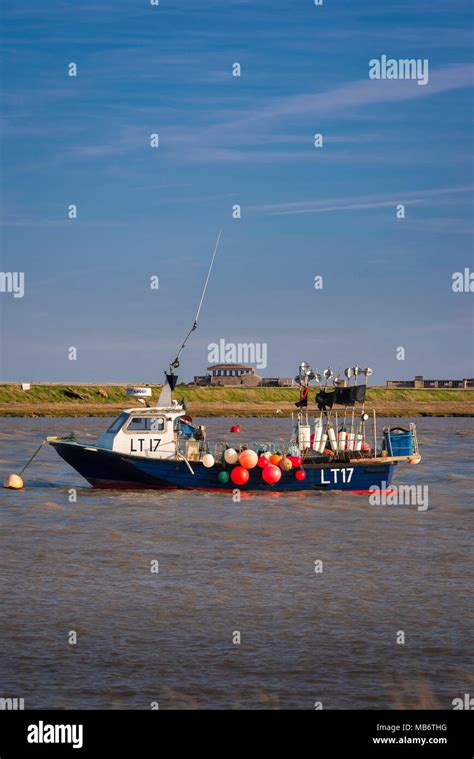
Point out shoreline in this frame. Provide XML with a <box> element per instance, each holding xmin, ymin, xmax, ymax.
<box><xmin>1</xmin><ymin>384</ymin><xmax>473</xmax><ymax>418</ymax></box>
<box><xmin>1</xmin><ymin>404</ymin><xmax>473</xmax><ymax>419</ymax></box>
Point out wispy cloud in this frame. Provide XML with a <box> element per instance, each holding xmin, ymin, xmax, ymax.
<box><xmin>57</xmin><ymin>63</ymin><xmax>473</xmax><ymax>166</ymax></box>
<box><xmin>249</xmin><ymin>185</ymin><xmax>474</xmax><ymax>216</ymax></box>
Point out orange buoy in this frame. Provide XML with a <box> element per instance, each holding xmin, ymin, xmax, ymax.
<box><xmin>239</xmin><ymin>450</ymin><xmax>258</xmax><ymax>469</ymax></box>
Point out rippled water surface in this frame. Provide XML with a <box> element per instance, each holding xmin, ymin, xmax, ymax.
<box><xmin>0</xmin><ymin>416</ymin><xmax>472</xmax><ymax>709</ymax></box>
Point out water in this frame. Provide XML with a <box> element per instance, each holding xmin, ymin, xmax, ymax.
<box><xmin>0</xmin><ymin>417</ymin><xmax>472</xmax><ymax>709</ymax></box>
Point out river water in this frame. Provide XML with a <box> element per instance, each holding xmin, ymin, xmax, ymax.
<box><xmin>0</xmin><ymin>416</ymin><xmax>472</xmax><ymax>709</ymax></box>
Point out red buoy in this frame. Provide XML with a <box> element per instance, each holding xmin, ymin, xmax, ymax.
<box><xmin>262</xmin><ymin>464</ymin><xmax>282</xmax><ymax>485</ymax></box>
<box><xmin>230</xmin><ymin>425</ymin><xmax>241</xmax><ymax>433</ymax></box>
<box><xmin>230</xmin><ymin>466</ymin><xmax>249</xmax><ymax>485</ymax></box>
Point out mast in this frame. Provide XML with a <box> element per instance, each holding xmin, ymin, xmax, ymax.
<box><xmin>158</xmin><ymin>229</ymin><xmax>222</xmax><ymax>406</ymax></box>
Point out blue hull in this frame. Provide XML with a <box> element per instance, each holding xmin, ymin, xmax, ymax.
<box><xmin>50</xmin><ymin>441</ymin><xmax>395</xmax><ymax>493</ymax></box>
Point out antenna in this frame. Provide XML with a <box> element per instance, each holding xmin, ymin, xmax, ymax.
<box><xmin>169</xmin><ymin>228</ymin><xmax>222</xmax><ymax>372</ymax></box>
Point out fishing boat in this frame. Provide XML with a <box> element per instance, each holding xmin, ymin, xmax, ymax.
<box><xmin>46</xmin><ymin>231</ymin><xmax>421</xmax><ymax>493</ymax></box>
<box><xmin>47</xmin><ymin>364</ymin><xmax>421</xmax><ymax>493</ymax></box>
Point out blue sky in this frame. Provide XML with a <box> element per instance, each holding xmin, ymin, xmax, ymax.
<box><xmin>0</xmin><ymin>0</ymin><xmax>473</xmax><ymax>383</ymax></box>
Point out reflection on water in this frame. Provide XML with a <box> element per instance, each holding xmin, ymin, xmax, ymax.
<box><xmin>0</xmin><ymin>417</ymin><xmax>473</xmax><ymax>709</ymax></box>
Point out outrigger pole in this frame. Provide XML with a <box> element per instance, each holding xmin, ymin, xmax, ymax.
<box><xmin>161</xmin><ymin>229</ymin><xmax>222</xmax><ymax>401</ymax></box>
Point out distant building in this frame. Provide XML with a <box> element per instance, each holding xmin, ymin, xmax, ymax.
<box><xmin>194</xmin><ymin>364</ymin><xmax>262</xmax><ymax>387</ymax></box>
<box><xmin>387</xmin><ymin>375</ymin><xmax>474</xmax><ymax>389</ymax></box>
<box><xmin>193</xmin><ymin>364</ymin><xmax>293</xmax><ymax>387</ymax></box>
<box><xmin>260</xmin><ymin>377</ymin><xmax>293</xmax><ymax>387</ymax></box>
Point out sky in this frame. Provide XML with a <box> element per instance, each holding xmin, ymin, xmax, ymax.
<box><xmin>0</xmin><ymin>0</ymin><xmax>473</xmax><ymax>384</ymax></box>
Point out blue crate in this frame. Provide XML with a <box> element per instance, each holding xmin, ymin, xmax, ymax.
<box><xmin>383</xmin><ymin>428</ymin><xmax>414</xmax><ymax>456</ymax></box>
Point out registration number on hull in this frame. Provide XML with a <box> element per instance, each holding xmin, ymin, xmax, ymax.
<box><xmin>130</xmin><ymin>438</ymin><xmax>161</xmax><ymax>453</ymax></box>
<box><xmin>321</xmin><ymin>467</ymin><xmax>354</xmax><ymax>484</ymax></box>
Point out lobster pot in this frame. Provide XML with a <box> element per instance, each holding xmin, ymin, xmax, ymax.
<box><xmin>313</xmin><ymin>420</ymin><xmax>323</xmax><ymax>450</ymax></box>
<box><xmin>318</xmin><ymin>433</ymin><xmax>328</xmax><ymax>454</ymax></box>
<box><xmin>354</xmin><ymin>433</ymin><xmax>363</xmax><ymax>452</ymax></box>
<box><xmin>298</xmin><ymin>424</ymin><xmax>311</xmax><ymax>450</ymax></box>
<box><xmin>346</xmin><ymin>432</ymin><xmax>355</xmax><ymax>451</ymax></box>
<box><xmin>328</xmin><ymin>427</ymin><xmax>337</xmax><ymax>452</ymax></box>
<box><xmin>383</xmin><ymin>428</ymin><xmax>414</xmax><ymax>456</ymax></box>
<box><xmin>338</xmin><ymin>430</ymin><xmax>347</xmax><ymax>452</ymax></box>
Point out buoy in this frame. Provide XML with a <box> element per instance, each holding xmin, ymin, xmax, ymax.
<box><xmin>291</xmin><ymin>455</ymin><xmax>302</xmax><ymax>468</ymax></box>
<box><xmin>338</xmin><ymin>430</ymin><xmax>347</xmax><ymax>452</ymax></box>
<box><xmin>230</xmin><ymin>466</ymin><xmax>250</xmax><ymax>485</ymax></box>
<box><xmin>328</xmin><ymin>426</ymin><xmax>337</xmax><ymax>452</ymax></box>
<box><xmin>313</xmin><ymin>420</ymin><xmax>323</xmax><ymax>450</ymax></box>
<box><xmin>230</xmin><ymin>425</ymin><xmax>241</xmax><ymax>433</ymax></box>
<box><xmin>262</xmin><ymin>464</ymin><xmax>281</xmax><ymax>485</ymax></box>
<box><xmin>224</xmin><ymin>448</ymin><xmax>238</xmax><ymax>464</ymax></box>
<box><xmin>257</xmin><ymin>455</ymin><xmax>269</xmax><ymax>468</ymax></box>
<box><xmin>270</xmin><ymin>454</ymin><xmax>282</xmax><ymax>466</ymax></box>
<box><xmin>218</xmin><ymin>470</ymin><xmax>230</xmax><ymax>483</ymax></box>
<box><xmin>279</xmin><ymin>456</ymin><xmax>292</xmax><ymax>471</ymax></box>
<box><xmin>202</xmin><ymin>454</ymin><xmax>215</xmax><ymax>468</ymax></box>
<box><xmin>239</xmin><ymin>450</ymin><xmax>258</xmax><ymax>469</ymax></box>
<box><xmin>295</xmin><ymin>469</ymin><xmax>306</xmax><ymax>481</ymax></box>
<box><xmin>317</xmin><ymin>433</ymin><xmax>328</xmax><ymax>454</ymax></box>
<box><xmin>4</xmin><ymin>474</ymin><xmax>24</xmax><ymax>489</ymax></box>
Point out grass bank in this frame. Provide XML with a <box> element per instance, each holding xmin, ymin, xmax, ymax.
<box><xmin>0</xmin><ymin>384</ymin><xmax>473</xmax><ymax>417</ymax></box>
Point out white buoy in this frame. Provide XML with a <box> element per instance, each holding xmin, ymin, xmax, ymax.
<box><xmin>317</xmin><ymin>433</ymin><xmax>328</xmax><ymax>454</ymax></box>
<box><xmin>3</xmin><ymin>474</ymin><xmax>24</xmax><ymax>489</ymax></box>
<box><xmin>313</xmin><ymin>419</ymin><xmax>323</xmax><ymax>450</ymax></box>
<box><xmin>202</xmin><ymin>453</ymin><xmax>215</xmax><ymax>468</ymax></box>
<box><xmin>338</xmin><ymin>430</ymin><xmax>347</xmax><ymax>452</ymax></box>
<box><xmin>224</xmin><ymin>448</ymin><xmax>238</xmax><ymax>464</ymax></box>
<box><xmin>328</xmin><ymin>426</ymin><xmax>337</xmax><ymax>452</ymax></box>
<box><xmin>298</xmin><ymin>424</ymin><xmax>311</xmax><ymax>450</ymax></box>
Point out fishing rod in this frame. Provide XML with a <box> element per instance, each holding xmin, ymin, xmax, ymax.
<box><xmin>168</xmin><ymin>228</ymin><xmax>222</xmax><ymax>373</ymax></box>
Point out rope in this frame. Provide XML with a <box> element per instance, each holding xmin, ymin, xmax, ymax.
<box><xmin>19</xmin><ymin>439</ymin><xmax>47</xmax><ymax>475</ymax></box>
<box><xmin>170</xmin><ymin>228</ymin><xmax>222</xmax><ymax>369</ymax></box>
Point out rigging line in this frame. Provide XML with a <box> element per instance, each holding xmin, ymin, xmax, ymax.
<box><xmin>195</xmin><ymin>227</ymin><xmax>222</xmax><ymax>323</ymax></box>
<box><xmin>171</xmin><ymin>228</ymin><xmax>222</xmax><ymax>367</ymax></box>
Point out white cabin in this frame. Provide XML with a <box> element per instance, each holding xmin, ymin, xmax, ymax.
<box><xmin>96</xmin><ymin>401</ymin><xmax>205</xmax><ymax>460</ymax></box>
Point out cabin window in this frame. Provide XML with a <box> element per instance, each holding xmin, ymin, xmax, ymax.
<box><xmin>126</xmin><ymin>417</ymin><xmax>165</xmax><ymax>432</ymax></box>
<box><xmin>106</xmin><ymin>413</ymin><xmax>129</xmax><ymax>433</ymax></box>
